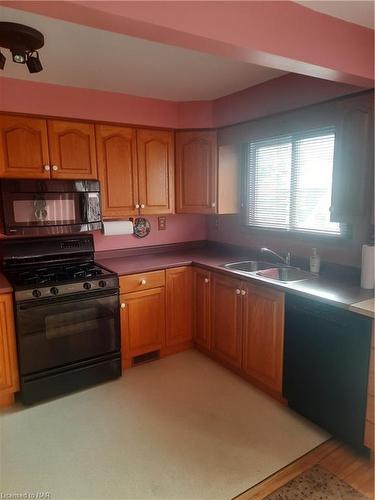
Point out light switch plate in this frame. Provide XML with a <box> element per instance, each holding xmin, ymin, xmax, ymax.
<box><xmin>158</xmin><ymin>216</ymin><xmax>167</xmax><ymax>230</ymax></box>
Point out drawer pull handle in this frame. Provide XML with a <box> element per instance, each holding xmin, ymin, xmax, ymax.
<box><xmin>204</xmin><ymin>278</ymin><xmax>209</xmax><ymax>284</ymax></box>
<box><xmin>140</xmin><ymin>279</ymin><xmax>147</xmax><ymax>285</ymax></box>
<box><xmin>120</xmin><ymin>303</ymin><xmax>126</xmax><ymax>310</ymax></box>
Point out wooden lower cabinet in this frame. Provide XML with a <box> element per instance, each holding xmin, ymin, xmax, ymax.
<box><xmin>242</xmin><ymin>283</ymin><xmax>284</xmax><ymax>395</ymax></box>
<box><xmin>165</xmin><ymin>267</ymin><xmax>192</xmax><ymax>348</ymax></box>
<box><xmin>192</xmin><ymin>267</ymin><xmax>211</xmax><ymax>351</ymax></box>
<box><xmin>211</xmin><ymin>273</ymin><xmax>243</xmax><ymax>369</ymax></box>
<box><xmin>0</xmin><ymin>293</ymin><xmax>19</xmax><ymax>408</ymax></box>
<box><xmin>120</xmin><ymin>287</ymin><xmax>165</xmax><ymax>364</ymax></box>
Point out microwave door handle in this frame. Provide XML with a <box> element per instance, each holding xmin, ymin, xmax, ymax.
<box><xmin>80</xmin><ymin>194</ymin><xmax>88</xmax><ymax>223</ymax></box>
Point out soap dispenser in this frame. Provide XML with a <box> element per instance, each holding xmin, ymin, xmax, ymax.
<box><xmin>309</xmin><ymin>248</ymin><xmax>320</xmax><ymax>274</ymax></box>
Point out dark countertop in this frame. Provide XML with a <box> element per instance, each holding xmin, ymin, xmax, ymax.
<box><xmin>97</xmin><ymin>247</ymin><xmax>374</xmax><ymax>318</ymax></box>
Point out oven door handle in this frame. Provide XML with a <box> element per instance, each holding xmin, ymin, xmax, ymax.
<box><xmin>17</xmin><ymin>288</ymin><xmax>119</xmax><ymax>310</ymax></box>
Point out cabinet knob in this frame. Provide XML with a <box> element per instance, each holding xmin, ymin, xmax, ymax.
<box><xmin>52</xmin><ymin>165</ymin><xmax>59</xmax><ymax>171</ymax></box>
<box><xmin>44</xmin><ymin>165</ymin><xmax>51</xmax><ymax>171</ymax></box>
<box><xmin>235</xmin><ymin>289</ymin><xmax>241</xmax><ymax>295</ymax></box>
<box><xmin>140</xmin><ymin>279</ymin><xmax>147</xmax><ymax>285</ymax></box>
<box><xmin>241</xmin><ymin>290</ymin><xmax>246</xmax><ymax>296</ymax></box>
<box><xmin>211</xmin><ymin>202</ymin><xmax>216</xmax><ymax>208</ymax></box>
<box><xmin>135</xmin><ymin>204</ymin><xmax>140</xmax><ymax>209</ymax></box>
<box><xmin>120</xmin><ymin>303</ymin><xmax>126</xmax><ymax>310</ymax></box>
<box><xmin>204</xmin><ymin>278</ymin><xmax>209</xmax><ymax>284</ymax></box>
<box><xmin>140</xmin><ymin>204</ymin><xmax>145</xmax><ymax>209</ymax></box>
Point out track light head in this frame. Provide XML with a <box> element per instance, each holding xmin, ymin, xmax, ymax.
<box><xmin>11</xmin><ymin>45</ymin><xmax>26</xmax><ymax>64</ymax></box>
<box><xmin>26</xmin><ymin>50</ymin><xmax>42</xmax><ymax>73</ymax></box>
<box><xmin>0</xmin><ymin>51</ymin><xmax>5</xmax><ymax>70</ymax></box>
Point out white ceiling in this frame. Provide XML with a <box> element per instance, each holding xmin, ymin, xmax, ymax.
<box><xmin>296</xmin><ymin>1</ymin><xmax>374</xmax><ymax>29</ymax></box>
<box><xmin>0</xmin><ymin>6</ymin><xmax>286</xmax><ymax>102</ymax></box>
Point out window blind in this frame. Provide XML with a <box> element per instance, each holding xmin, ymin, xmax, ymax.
<box><xmin>245</xmin><ymin>127</ymin><xmax>342</xmax><ymax>235</ymax></box>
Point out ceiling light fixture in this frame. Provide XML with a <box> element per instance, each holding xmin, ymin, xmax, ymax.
<box><xmin>0</xmin><ymin>22</ymin><xmax>44</xmax><ymax>73</ymax></box>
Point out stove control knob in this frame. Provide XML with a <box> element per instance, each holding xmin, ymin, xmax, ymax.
<box><xmin>83</xmin><ymin>282</ymin><xmax>92</xmax><ymax>290</ymax></box>
<box><xmin>50</xmin><ymin>287</ymin><xmax>59</xmax><ymax>295</ymax></box>
<box><xmin>98</xmin><ymin>280</ymin><xmax>107</xmax><ymax>288</ymax></box>
<box><xmin>32</xmin><ymin>289</ymin><xmax>42</xmax><ymax>298</ymax></box>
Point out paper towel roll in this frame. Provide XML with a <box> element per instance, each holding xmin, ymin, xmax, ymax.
<box><xmin>102</xmin><ymin>220</ymin><xmax>133</xmax><ymax>236</ymax></box>
<box><xmin>361</xmin><ymin>244</ymin><xmax>374</xmax><ymax>289</ymax></box>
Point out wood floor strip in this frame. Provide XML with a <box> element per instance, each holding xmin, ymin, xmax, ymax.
<box><xmin>234</xmin><ymin>439</ymin><xmax>339</xmax><ymax>500</ymax></box>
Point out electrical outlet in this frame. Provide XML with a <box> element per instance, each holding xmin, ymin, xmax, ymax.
<box><xmin>158</xmin><ymin>216</ymin><xmax>167</xmax><ymax>230</ymax></box>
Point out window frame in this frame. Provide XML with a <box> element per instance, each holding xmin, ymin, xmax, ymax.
<box><xmin>240</xmin><ymin>129</ymin><xmax>351</xmax><ymax>241</ymax></box>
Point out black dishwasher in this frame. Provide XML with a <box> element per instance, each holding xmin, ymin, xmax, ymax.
<box><xmin>284</xmin><ymin>294</ymin><xmax>372</xmax><ymax>451</ymax></box>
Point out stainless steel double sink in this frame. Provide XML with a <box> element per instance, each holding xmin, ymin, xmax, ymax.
<box><xmin>223</xmin><ymin>260</ymin><xmax>318</xmax><ymax>283</ymax></box>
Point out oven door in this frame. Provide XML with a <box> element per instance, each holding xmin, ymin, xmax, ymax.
<box><xmin>16</xmin><ymin>289</ymin><xmax>120</xmax><ymax>375</ymax></box>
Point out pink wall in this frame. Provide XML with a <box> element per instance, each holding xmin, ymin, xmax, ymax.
<box><xmin>0</xmin><ymin>75</ymin><xmax>364</xmax><ymax>129</ymax></box>
<box><xmin>93</xmin><ymin>214</ymin><xmax>207</xmax><ymax>251</ymax></box>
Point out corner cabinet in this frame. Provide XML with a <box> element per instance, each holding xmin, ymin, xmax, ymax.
<box><xmin>175</xmin><ymin>130</ymin><xmax>218</xmax><ymax>214</ymax></box>
<box><xmin>0</xmin><ymin>293</ymin><xmax>19</xmax><ymax>408</ymax></box>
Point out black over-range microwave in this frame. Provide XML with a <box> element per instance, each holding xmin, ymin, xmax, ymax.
<box><xmin>0</xmin><ymin>179</ymin><xmax>102</xmax><ymax>236</ymax></box>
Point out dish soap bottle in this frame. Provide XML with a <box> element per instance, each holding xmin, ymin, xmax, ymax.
<box><xmin>310</xmin><ymin>248</ymin><xmax>320</xmax><ymax>274</ymax></box>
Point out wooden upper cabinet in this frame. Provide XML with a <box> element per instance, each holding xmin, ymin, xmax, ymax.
<box><xmin>211</xmin><ymin>273</ymin><xmax>243</xmax><ymax>369</ymax></box>
<box><xmin>0</xmin><ymin>115</ymin><xmax>50</xmax><ymax>178</ymax></box>
<box><xmin>242</xmin><ymin>284</ymin><xmax>284</xmax><ymax>395</ymax></box>
<box><xmin>120</xmin><ymin>287</ymin><xmax>165</xmax><ymax>361</ymax></box>
<box><xmin>176</xmin><ymin>130</ymin><xmax>217</xmax><ymax>214</ymax></box>
<box><xmin>96</xmin><ymin>124</ymin><xmax>139</xmax><ymax>218</ymax></box>
<box><xmin>165</xmin><ymin>267</ymin><xmax>192</xmax><ymax>347</ymax></box>
<box><xmin>47</xmin><ymin>120</ymin><xmax>98</xmax><ymax>179</ymax></box>
<box><xmin>137</xmin><ymin>129</ymin><xmax>175</xmax><ymax>215</ymax></box>
<box><xmin>0</xmin><ymin>293</ymin><xmax>19</xmax><ymax>407</ymax></box>
<box><xmin>193</xmin><ymin>267</ymin><xmax>211</xmax><ymax>352</ymax></box>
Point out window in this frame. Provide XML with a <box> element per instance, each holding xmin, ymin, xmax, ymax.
<box><xmin>244</xmin><ymin>127</ymin><xmax>343</xmax><ymax>236</ymax></box>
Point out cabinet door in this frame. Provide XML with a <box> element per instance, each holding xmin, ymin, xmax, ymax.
<box><xmin>137</xmin><ymin>129</ymin><xmax>174</xmax><ymax>214</ymax></box>
<box><xmin>0</xmin><ymin>115</ymin><xmax>50</xmax><ymax>178</ymax></box>
<box><xmin>48</xmin><ymin>120</ymin><xmax>98</xmax><ymax>179</ymax></box>
<box><xmin>0</xmin><ymin>294</ymin><xmax>19</xmax><ymax>402</ymax></box>
<box><xmin>211</xmin><ymin>273</ymin><xmax>242</xmax><ymax>369</ymax></box>
<box><xmin>120</xmin><ymin>287</ymin><xmax>165</xmax><ymax>361</ymax></box>
<box><xmin>242</xmin><ymin>284</ymin><xmax>284</xmax><ymax>394</ymax></box>
<box><xmin>165</xmin><ymin>267</ymin><xmax>192</xmax><ymax>347</ymax></box>
<box><xmin>193</xmin><ymin>267</ymin><xmax>211</xmax><ymax>351</ymax></box>
<box><xmin>96</xmin><ymin>125</ymin><xmax>139</xmax><ymax>217</ymax></box>
<box><xmin>176</xmin><ymin>130</ymin><xmax>217</xmax><ymax>214</ymax></box>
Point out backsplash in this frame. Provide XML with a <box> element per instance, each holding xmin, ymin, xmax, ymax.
<box><xmin>207</xmin><ymin>214</ymin><xmax>371</xmax><ymax>268</ymax></box>
<box><xmin>93</xmin><ymin>214</ymin><xmax>207</xmax><ymax>251</ymax></box>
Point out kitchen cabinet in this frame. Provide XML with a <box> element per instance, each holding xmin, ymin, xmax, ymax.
<box><xmin>96</xmin><ymin>124</ymin><xmax>139</xmax><ymax>218</ymax></box>
<box><xmin>47</xmin><ymin>120</ymin><xmax>98</xmax><ymax>179</ymax></box>
<box><xmin>175</xmin><ymin>130</ymin><xmax>218</xmax><ymax>214</ymax></box>
<box><xmin>192</xmin><ymin>267</ymin><xmax>211</xmax><ymax>352</ymax></box>
<box><xmin>0</xmin><ymin>115</ymin><xmax>98</xmax><ymax>180</ymax></box>
<box><xmin>175</xmin><ymin>131</ymin><xmax>240</xmax><ymax>215</ymax></box>
<box><xmin>0</xmin><ymin>115</ymin><xmax>50</xmax><ymax>178</ymax></box>
<box><xmin>0</xmin><ymin>293</ymin><xmax>19</xmax><ymax>408</ymax></box>
<box><xmin>211</xmin><ymin>273</ymin><xmax>243</xmax><ymax>369</ymax></box>
<box><xmin>165</xmin><ymin>267</ymin><xmax>192</xmax><ymax>348</ymax></box>
<box><xmin>364</xmin><ymin>324</ymin><xmax>374</xmax><ymax>451</ymax></box>
<box><xmin>120</xmin><ymin>287</ymin><xmax>165</xmax><ymax>364</ymax></box>
<box><xmin>242</xmin><ymin>283</ymin><xmax>284</xmax><ymax>394</ymax></box>
<box><xmin>97</xmin><ymin>125</ymin><xmax>175</xmax><ymax>218</ymax></box>
<box><xmin>137</xmin><ymin>129</ymin><xmax>174</xmax><ymax>215</ymax></box>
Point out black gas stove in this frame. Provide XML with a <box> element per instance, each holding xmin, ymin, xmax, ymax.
<box><xmin>0</xmin><ymin>235</ymin><xmax>121</xmax><ymax>405</ymax></box>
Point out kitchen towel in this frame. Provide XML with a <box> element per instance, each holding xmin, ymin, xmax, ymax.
<box><xmin>360</xmin><ymin>244</ymin><xmax>374</xmax><ymax>289</ymax></box>
<box><xmin>102</xmin><ymin>220</ymin><xmax>134</xmax><ymax>236</ymax></box>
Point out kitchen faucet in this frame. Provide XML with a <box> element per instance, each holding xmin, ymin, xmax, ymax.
<box><xmin>260</xmin><ymin>247</ymin><xmax>291</xmax><ymax>266</ymax></box>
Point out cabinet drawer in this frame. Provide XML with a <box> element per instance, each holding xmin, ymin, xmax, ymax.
<box><xmin>120</xmin><ymin>270</ymin><xmax>165</xmax><ymax>293</ymax></box>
